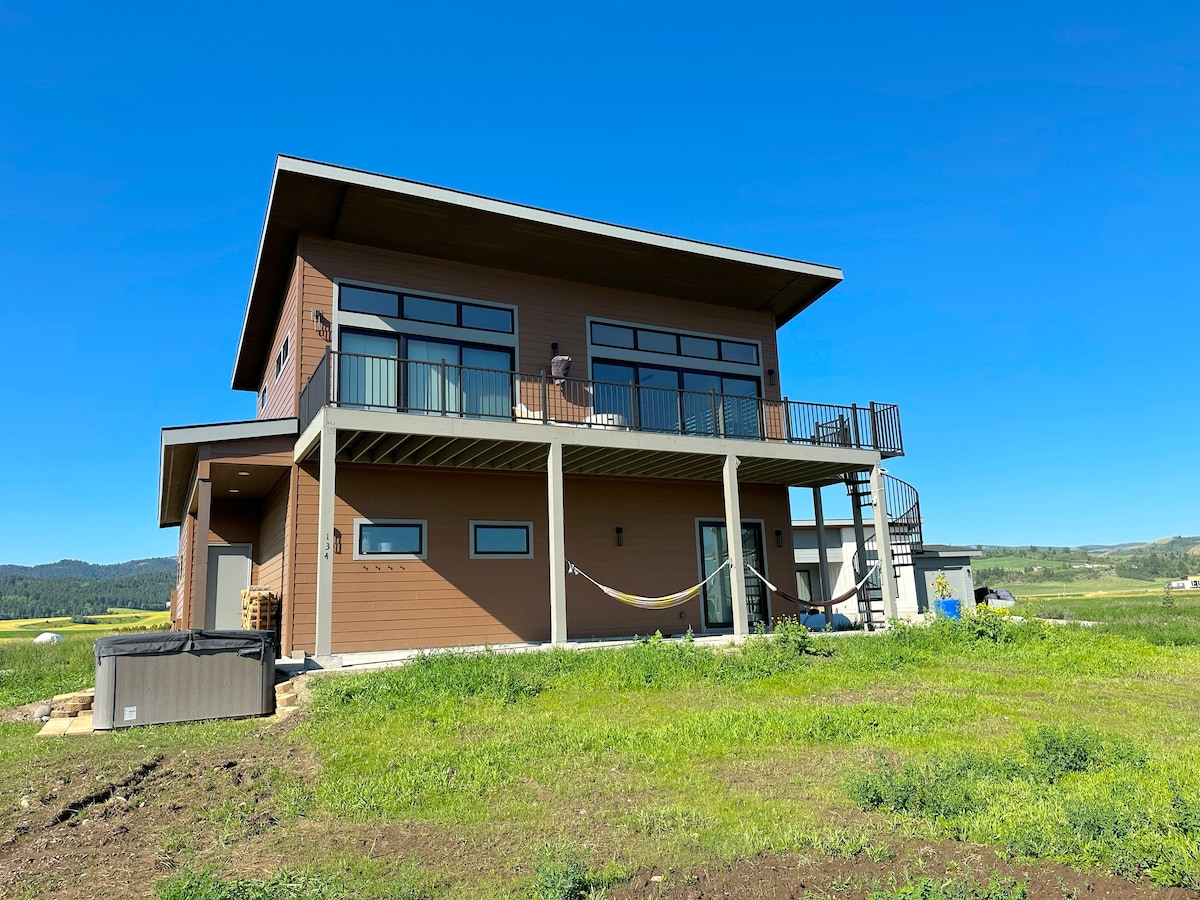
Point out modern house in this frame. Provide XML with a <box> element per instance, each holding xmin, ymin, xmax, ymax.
<box><xmin>158</xmin><ymin>156</ymin><xmax>921</xmax><ymax>661</ymax></box>
<box><xmin>792</xmin><ymin>519</ymin><xmax>978</xmax><ymax>621</ymax></box>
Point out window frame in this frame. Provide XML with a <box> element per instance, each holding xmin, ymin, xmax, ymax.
<box><xmin>469</xmin><ymin>520</ymin><xmax>534</xmax><ymax>559</ymax></box>
<box><xmin>274</xmin><ymin>333</ymin><xmax>291</xmax><ymax>382</ymax></box>
<box><xmin>353</xmin><ymin>518</ymin><xmax>427</xmax><ymax>560</ymax></box>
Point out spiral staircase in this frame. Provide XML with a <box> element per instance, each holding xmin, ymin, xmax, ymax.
<box><xmin>843</xmin><ymin>471</ymin><xmax>923</xmax><ymax>628</ymax></box>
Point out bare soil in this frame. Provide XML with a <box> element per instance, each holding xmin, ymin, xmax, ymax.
<box><xmin>1</xmin><ymin>711</ymin><xmax>1197</xmax><ymax>899</ymax></box>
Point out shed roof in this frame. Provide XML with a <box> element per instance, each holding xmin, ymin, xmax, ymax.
<box><xmin>232</xmin><ymin>156</ymin><xmax>844</xmax><ymax>390</ymax></box>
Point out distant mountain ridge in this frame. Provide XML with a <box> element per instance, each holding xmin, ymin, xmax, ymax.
<box><xmin>977</xmin><ymin>538</ymin><xmax>1200</xmax><ymax>556</ymax></box>
<box><xmin>0</xmin><ymin>557</ymin><xmax>176</xmax><ymax>579</ymax></box>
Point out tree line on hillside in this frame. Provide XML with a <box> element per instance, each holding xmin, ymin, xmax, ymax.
<box><xmin>976</xmin><ymin>551</ymin><xmax>1195</xmax><ymax>586</ymax></box>
<box><xmin>0</xmin><ymin>571</ymin><xmax>174</xmax><ymax>619</ymax></box>
<box><xmin>0</xmin><ymin>557</ymin><xmax>176</xmax><ymax>579</ymax></box>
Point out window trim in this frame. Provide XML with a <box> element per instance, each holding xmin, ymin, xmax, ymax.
<box><xmin>273</xmin><ymin>333</ymin><xmax>291</xmax><ymax>382</ymax></box>
<box><xmin>469</xmin><ymin>520</ymin><xmax>534</xmax><ymax>559</ymax></box>
<box><xmin>335</xmin><ymin>279</ymin><xmax>517</xmax><ymax>335</ymax></box>
<box><xmin>586</xmin><ymin>316</ymin><xmax>763</xmax><ymax>378</ymax></box>
<box><xmin>353</xmin><ymin>518</ymin><xmax>427</xmax><ymax>560</ymax></box>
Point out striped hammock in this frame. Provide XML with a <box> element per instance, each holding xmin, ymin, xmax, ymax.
<box><xmin>745</xmin><ymin>562</ymin><xmax>878</xmax><ymax>609</ymax></box>
<box><xmin>567</xmin><ymin>559</ymin><xmax>732</xmax><ymax>610</ymax></box>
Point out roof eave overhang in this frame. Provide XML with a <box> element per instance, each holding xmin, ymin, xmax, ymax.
<box><xmin>158</xmin><ymin>418</ymin><xmax>298</xmax><ymax>527</ymax></box>
<box><xmin>231</xmin><ymin>156</ymin><xmax>843</xmax><ymax>391</ymax></box>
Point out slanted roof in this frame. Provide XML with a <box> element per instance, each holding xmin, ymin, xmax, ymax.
<box><xmin>158</xmin><ymin>418</ymin><xmax>298</xmax><ymax>527</ymax></box>
<box><xmin>232</xmin><ymin>156</ymin><xmax>844</xmax><ymax>390</ymax></box>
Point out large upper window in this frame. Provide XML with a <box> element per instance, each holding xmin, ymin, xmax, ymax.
<box><xmin>339</xmin><ymin>285</ymin><xmax>514</xmax><ymax>334</ymax></box>
<box><xmin>588</xmin><ymin>319</ymin><xmax>763</xmax><ymax>438</ymax></box>
<box><xmin>336</xmin><ymin>282</ymin><xmax>518</xmax><ymax>419</ymax></box>
<box><xmin>590</xmin><ymin>321</ymin><xmax>758</xmax><ymax>365</ymax></box>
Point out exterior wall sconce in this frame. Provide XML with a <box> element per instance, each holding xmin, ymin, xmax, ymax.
<box><xmin>615</xmin><ymin>525</ymin><xmax>624</xmax><ymax>547</ymax></box>
<box><xmin>767</xmin><ymin>368</ymin><xmax>776</xmax><ymax>386</ymax></box>
<box><xmin>775</xmin><ymin>528</ymin><xmax>783</xmax><ymax>548</ymax></box>
<box><xmin>552</xmin><ymin>342</ymin><xmax>559</xmax><ymax>355</ymax></box>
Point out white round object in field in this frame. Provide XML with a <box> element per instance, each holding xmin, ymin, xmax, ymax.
<box><xmin>32</xmin><ymin>632</ymin><xmax>64</xmax><ymax>644</ymax></box>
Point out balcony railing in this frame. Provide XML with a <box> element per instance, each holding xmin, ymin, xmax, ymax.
<box><xmin>298</xmin><ymin>349</ymin><xmax>904</xmax><ymax>455</ymax></box>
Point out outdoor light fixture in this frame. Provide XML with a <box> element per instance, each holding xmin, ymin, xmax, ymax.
<box><xmin>767</xmin><ymin>368</ymin><xmax>776</xmax><ymax>386</ymax></box>
<box><xmin>775</xmin><ymin>528</ymin><xmax>783</xmax><ymax>548</ymax></box>
<box><xmin>551</xmin><ymin>342</ymin><xmax>559</xmax><ymax>355</ymax></box>
<box><xmin>238</xmin><ymin>471</ymin><xmax>250</xmax><ymax>476</ymax></box>
<box><xmin>614</xmin><ymin>525</ymin><xmax>624</xmax><ymax>547</ymax></box>
<box><xmin>229</xmin><ymin>489</ymin><xmax>240</xmax><ymax>494</ymax></box>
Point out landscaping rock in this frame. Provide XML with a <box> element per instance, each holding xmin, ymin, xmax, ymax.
<box><xmin>33</xmin><ymin>705</ymin><xmax>52</xmax><ymax>720</ymax></box>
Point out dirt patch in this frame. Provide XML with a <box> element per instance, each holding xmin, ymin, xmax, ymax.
<box><xmin>609</xmin><ymin>842</ymin><xmax>1200</xmax><ymax>899</ymax></box>
<box><xmin>0</xmin><ymin>713</ymin><xmax>316</xmax><ymax>899</ymax></box>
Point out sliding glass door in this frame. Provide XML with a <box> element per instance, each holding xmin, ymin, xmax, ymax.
<box><xmin>698</xmin><ymin>521</ymin><xmax>766</xmax><ymax>629</ymax></box>
<box><xmin>405</xmin><ymin>337</ymin><xmax>512</xmax><ymax>419</ymax></box>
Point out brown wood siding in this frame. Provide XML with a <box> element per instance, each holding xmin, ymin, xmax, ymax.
<box><xmin>258</xmin><ymin>256</ymin><xmax>302</xmax><ymax>419</ymax></box>
<box><xmin>257</xmin><ymin>477</ymin><xmax>288</xmax><ymax>596</ymax></box>
<box><xmin>290</xmin><ymin>462</ymin><xmax>320</xmax><ymax>651</ymax></box>
<box><xmin>295</xmin><ymin>235</ymin><xmax>781</xmax><ymax>406</ymax></box>
<box><xmin>208</xmin><ymin>437</ymin><xmax>296</xmax><ymax>466</ymax></box>
<box><xmin>298</xmin><ymin>234</ymin><xmax>335</xmax><ymax>396</ymax></box>
<box><xmin>209</xmin><ymin>501</ymin><xmax>262</xmax><ymax>586</ymax></box>
<box><xmin>283</xmin><ymin>462</ymin><xmax>795</xmax><ymax>655</ymax></box>
<box><xmin>280</xmin><ymin>465</ymin><xmax>301</xmax><ymax>657</ymax></box>
<box><xmin>563</xmin><ymin>477</ymin><xmax>794</xmax><ymax>638</ymax></box>
<box><xmin>175</xmin><ymin>513</ymin><xmax>193</xmax><ymax>629</ymax></box>
<box><xmin>328</xmin><ymin>466</ymin><xmax>550</xmax><ymax>653</ymax></box>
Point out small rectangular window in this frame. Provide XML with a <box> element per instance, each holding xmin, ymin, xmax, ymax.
<box><xmin>470</xmin><ymin>521</ymin><xmax>533</xmax><ymax>558</ymax></box>
<box><xmin>460</xmin><ymin>303</ymin><xmax>514</xmax><ymax>333</ymax></box>
<box><xmin>260</xmin><ymin>387</ymin><xmax>267</xmax><ymax>408</ymax></box>
<box><xmin>403</xmin><ymin>295</ymin><xmax>458</xmax><ymax>325</ymax></box>
<box><xmin>720</xmin><ymin>341</ymin><xmax>758</xmax><ymax>364</ymax></box>
<box><xmin>274</xmin><ymin>334</ymin><xmax>290</xmax><ymax>381</ymax></box>
<box><xmin>635</xmin><ymin>329</ymin><xmax>678</xmax><ymax>354</ymax></box>
<box><xmin>355</xmin><ymin>520</ymin><xmax>426</xmax><ymax>558</ymax></box>
<box><xmin>340</xmin><ymin>285</ymin><xmax>400</xmax><ymax>317</ymax></box>
<box><xmin>591</xmin><ymin>322</ymin><xmax>635</xmax><ymax>349</ymax></box>
<box><xmin>679</xmin><ymin>335</ymin><xmax>719</xmax><ymax>359</ymax></box>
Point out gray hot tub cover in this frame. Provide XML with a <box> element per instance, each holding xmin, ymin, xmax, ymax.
<box><xmin>95</xmin><ymin>630</ymin><xmax>275</xmax><ymax>662</ymax></box>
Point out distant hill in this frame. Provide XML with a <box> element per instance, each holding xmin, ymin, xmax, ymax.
<box><xmin>0</xmin><ymin>557</ymin><xmax>176</xmax><ymax>620</ymax></box>
<box><xmin>1080</xmin><ymin>537</ymin><xmax>1200</xmax><ymax>557</ymax></box>
<box><xmin>0</xmin><ymin>557</ymin><xmax>176</xmax><ymax>579</ymax></box>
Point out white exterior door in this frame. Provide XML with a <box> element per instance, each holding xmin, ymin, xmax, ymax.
<box><xmin>205</xmin><ymin>544</ymin><xmax>252</xmax><ymax>630</ymax></box>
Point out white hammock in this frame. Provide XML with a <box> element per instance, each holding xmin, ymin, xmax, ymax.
<box><xmin>567</xmin><ymin>559</ymin><xmax>731</xmax><ymax>610</ymax></box>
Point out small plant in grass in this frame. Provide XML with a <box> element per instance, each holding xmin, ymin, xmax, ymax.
<box><xmin>528</xmin><ymin>846</ymin><xmax>628</xmax><ymax>899</ymax></box>
<box><xmin>1162</xmin><ymin>586</ymin><xmax>1176</xmax><ymax>608</ymax></box>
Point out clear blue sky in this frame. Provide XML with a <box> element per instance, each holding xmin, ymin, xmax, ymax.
<box><xmin>1</xmin><ymin>2</ymin><xmax>1197</xmax><ymax>564</ymax></box>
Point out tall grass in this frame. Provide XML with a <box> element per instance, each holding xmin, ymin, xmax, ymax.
<box><xmin>0</xmin><ymin>634</ymin><xmax>96</xmax><ymax>707</ymax></box>
<box><xmin>1018</xmin><ymin>591</ymin><xmax>1200</xmax><ymax>645</ymax></box>
<box><xmin>290</xmin><ymin>612</ymin><xmax>1200</xmax><ymax>888</ymax></box>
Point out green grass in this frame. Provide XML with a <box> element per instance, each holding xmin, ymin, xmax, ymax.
<box><xmin>156</xmin><ymin>860</ymin><xmax>433</xmax><ymax>900</ymax></box>
<box><xmin>282</xmin><ymin>614</ymin><xmax>1200</xmax><ymax>889</ymax></box>
<box><xmin>5</xmin><ymin>612</ymin><xmax>1200</xmax><ymax>894</ymax></box>
<box><xmin>0</xmin><ymin>607</ymin><xmax>169</xmax><ymax>639</ymax></box>
<box><xmin>994</xmin><ymin>577</ymin><xmax>1162</xmax><ymax>597</ymax></box>
<box><xmin>1015</xmin><ymin>590</ymin><xmax>1200</xmax><ymax>645</ymax></box>
<box><xmin>0</xmin><ymin>632</ymin><xmax>99</xmax><ymax>707</ymax></box>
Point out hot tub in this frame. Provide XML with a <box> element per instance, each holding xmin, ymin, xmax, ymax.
<box><xmin>93</xmin><ymin>630</ymin><xmax>276</xmax><ymax>730</ymax></box>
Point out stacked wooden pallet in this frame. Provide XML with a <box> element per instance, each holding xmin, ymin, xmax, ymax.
<box><xmin>240</xmin><ymin>586</ymin><xmax>278</xmax><ymax>631</ymax></box>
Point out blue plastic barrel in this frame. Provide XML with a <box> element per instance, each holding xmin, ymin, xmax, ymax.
<box><xmin>933</xmin><ymin>598</ymin><xmax>961</xmax><ymax>619</ymax></box>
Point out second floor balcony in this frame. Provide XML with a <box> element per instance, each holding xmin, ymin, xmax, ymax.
<box><xmin>298</xmin><ymin>349</ymin><xmax>905</xmax><ymax>457</ymax></box>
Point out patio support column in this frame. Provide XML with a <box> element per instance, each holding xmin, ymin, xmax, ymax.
<box><xmin>315</xmin><ymin>419</ymin><xmax>336</xmax><ymax>657</ymax></box>
<box><xmin>870</xmin><ymin>464</ymin><xmax>899</xmax><ymax>621</ymax></box>
<box><xmin>547</xmin><ymin>440</ymin><xmax>568</xmax><ymax>646</ymax></box>
<box><xmin>190</xmin><ymin>451</ymin><xmax>211</xmax><ymax>630</ymax></box>
<box><xmin>850</xmin><ymin>479</ymin><xmax>870</xmax><ymax>626</ymax></box>
<box><xmin>722</xmin><ymin>454</ymin><xmax>750</xmax><ymax>638</ymax></box>
<box><xmin>812</xmin><ymin>486</ymin><xmax>833</xmax><ymax>627</ymax></box>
